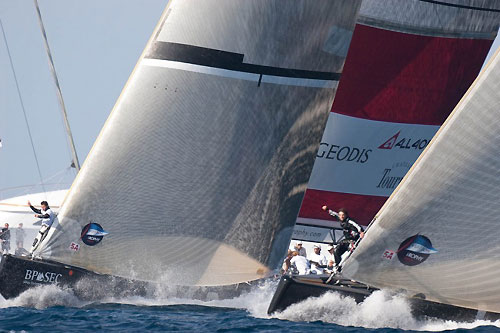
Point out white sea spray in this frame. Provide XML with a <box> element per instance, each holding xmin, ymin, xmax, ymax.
<box><xmin>1</xmin><ymin>281</ymin><xmax>500</xmax><ymax>331</ymax></box>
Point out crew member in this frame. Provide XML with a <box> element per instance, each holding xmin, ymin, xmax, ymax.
<box><xmin>28</xmin><ymin>200</ymin><xmax>55</xmax><ymax>254</ymax></box>
<box><xmin>326</xmin><ymin>245</ymin><xmax>336</xmax><ymax>272</ymax></box>
<box><xmin>289</xmin><ymin>251</ymin><xmax>311</xmax><ymax>275</ymax></box>
<box><xmin>282</xmin><ymin>250</ymin><xmax>293</xmax><ymax>274</ymax></box>
<box><xmin>0</xmin><ymin>223</ymin><xmax>10</xmax><ymax>254</ymax></box>
<box><xmin>293</xmin><ymin>241</ymin><xmax>307</xmax><ymax>257</ymax></box>
<box><xmin>322</xmin><ymin>206</ymin><xmax>364</xmax><ymax>271</ymax></box>
<box><xmin>16</xmin><ymin>223</ymin><xmax>26</xmax><ymax>250</ymax></box>
<box><xmin>308</xmin><ymin>244</ymin><xmax>328</xmax><ymax>274</ymax></box>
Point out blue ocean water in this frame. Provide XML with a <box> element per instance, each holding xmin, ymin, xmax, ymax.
<box><xmin>1</xmin><ymin>282</ymin><xmax>500</xmax><ymax>332</ymax></box>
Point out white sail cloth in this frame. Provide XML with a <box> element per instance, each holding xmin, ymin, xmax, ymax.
<box><xmin>37</xmin><ymin>0</ymin><xmax>362</xmax><ymax>286</ymax></box>
<box><xmin>343</xmin><ymin>48</ymin><xmax>500</xmax><ymax>313</ymax></box>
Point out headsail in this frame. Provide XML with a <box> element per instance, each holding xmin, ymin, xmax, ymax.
<box><xmin>342</xmin><ymin>46</ymin><xmax>500</xmax><ymax>313</ymax></box>
<box><xmin>36</xmin><ymin>0</ymin><xmax>362</xmax><ymax>286</ymax></box>
<box><xmin>292</xmin><ymin>0</ymin><xmax>500</xmax><ymax>245</ymax></box>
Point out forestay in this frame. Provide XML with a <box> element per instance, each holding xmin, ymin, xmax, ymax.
<box><xmin>292</xmin><ymin>0</ymin><xmax>500</xmax><ymax>244</ymax></box>
<box><xmin>36</xmin><ymin>0</ymin><xmax>362</xmax><ymax>286</ymax></box>
<box><xmin>343</xmin><ymin>48</ymin><xmax>500</xmax><ymax>313</ymax></box>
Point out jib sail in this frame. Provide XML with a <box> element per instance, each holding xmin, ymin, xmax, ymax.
<box><xmin>36</xmin><ymin>0</ymin><xmax>362</xmax><ymax>286</ymax></box>
<box><xmin>343</xmin><ymin>46</ymin><xmax>500</xmax><ymax>313</ymax></box>
<box><xmin>292</xmin><ymin>0</ymin><xmax>500</xmax><ymax>245</ymax></box>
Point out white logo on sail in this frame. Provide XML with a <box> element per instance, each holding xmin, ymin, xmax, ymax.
<box><xmin>405</xmin><ymin>242</ymin><xmax>438</xmax><ymax>254</ymax></box>
<box><xmin>86</xmin><ymin>229</ymin><xmax>109</xmax><ymax>237</ymax></box>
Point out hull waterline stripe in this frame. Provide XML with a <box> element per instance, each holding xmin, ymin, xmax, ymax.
<box><xmin>143</xmin><ymin>59</ymin><xmax>338</xmax><ymax>88</ymax></box>
<box><xmin>145</xmin><ymin>41</ymin><xmax>341</xmax><ymax>81</ymax></box>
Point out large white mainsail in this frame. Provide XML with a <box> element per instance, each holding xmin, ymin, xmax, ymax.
<box><xmin>36</xmin><ymin>0</ymin><xmax>362</xmax><ymax>286</ymax></box>
<box><xmin>291</xmin><ymin>0</ymin><xmax>500</xmax><ymax>245</ymax></box>
<box><xmin>342</xmin><ymin>47</ymin><xmax>500</xmax><ymax>313</ymax></box>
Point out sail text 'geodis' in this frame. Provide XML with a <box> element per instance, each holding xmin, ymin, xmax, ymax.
<box><xmin>292</xmin><ymin>0</ymin><xmax>500</xmax><ymax>245</ymax></box>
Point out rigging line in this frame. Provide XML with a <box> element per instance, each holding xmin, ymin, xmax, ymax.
<box><xmin>0</xmin><ymin>18</ymin><xmax>47</xmax><ymax>195</ymax></box>
<box><xmin>417</xmin><ymin>0</ymin><xmax>500</xmax><ymax>12</ymax></box>
<box><xmin>0</xmin><ymin>202</ymin><xmax>60</xmax><ymax>209</ymax></box>
<box><xmin>33</xmin><ymin>0</ymin><xmax>81</xmax><ymax>172</ymax></box>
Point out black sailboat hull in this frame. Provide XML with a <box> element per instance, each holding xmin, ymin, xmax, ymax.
<box><xmin>268</xmin><ymin>275</ymin><xmax>500</xmax><ymax>322</ymax></box>
<box><xmin>0</xmin><ymin>254</ymin><xmax>150</xmax><ymax>300</ymax></box>
<box><xmin>0</xmin><ymin>254</ymin><xmax>252</xmax><ymax>301</ymax></box>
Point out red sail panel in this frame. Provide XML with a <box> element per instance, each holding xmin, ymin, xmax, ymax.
<box><xmin>296</xmin><ymin>23</ymin><xmax>495</xmax><ymax>232</ymax></box>
<box><xmin>298</xmin><ymin>189</ymin><xmax>387</xmax><ymax>226</ymax></box>
<box><xmin>332</xmin><ymin>24</ymin><xmax>493</xmax><ymax>124</ymax></box>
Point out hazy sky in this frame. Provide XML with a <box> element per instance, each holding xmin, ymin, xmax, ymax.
<box><xmin>1</xmin><ymin>1</ymin><xmax>499</xmax><ymax>199</ymax></box>
<box><xmin>0</xmin><ymin>0</ymin><xmax>167</xmax><ymax>198</ymax></box>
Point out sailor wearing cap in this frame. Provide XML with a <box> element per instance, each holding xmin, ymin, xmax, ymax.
<box><xmin>308</xmin><ymin>244</ymin><xmax>328</xmax><ymax>274</ymax></box>
<box><xmin>293</xmin><ymin>241</ymin><xmax>307</xmax><ymax>257</ymax></box>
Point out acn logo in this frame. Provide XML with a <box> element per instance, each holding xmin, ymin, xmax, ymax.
<box><xmin>378</xmin><ymin>131</ymin><xmax>430</xmax><ymax>151</ymax></box>
<box><xmin>378</xmin><ymin>131</ymin><xmax>400</xmax><ymax>149</ymax></box>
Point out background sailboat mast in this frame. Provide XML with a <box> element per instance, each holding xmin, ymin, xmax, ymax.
<box><xmin>33</xmin><ymin>0</ymin><xmax>80</xmax><ymax>172</ymax></box>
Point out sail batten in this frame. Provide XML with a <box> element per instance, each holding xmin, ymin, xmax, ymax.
<box><xmin>343</xmin><ymin>48</ymin><xmax>500</xmax><ymax>313</ymax></box>
<box><xmin>37</xmin><ymin>0</ymin><xmax>362</xmax><ymax>286</ymax></box>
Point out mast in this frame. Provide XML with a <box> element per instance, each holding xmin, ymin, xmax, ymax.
<box><xmin>33</xmin><ymin>0</ymin><xmax>80</xmax><ymax>172</ymax></box>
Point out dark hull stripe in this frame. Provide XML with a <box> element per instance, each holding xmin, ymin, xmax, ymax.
<box><xmin>145</xmin><ymin>41</ymin><xmax>341</xmax><ymax>81</ymax></box>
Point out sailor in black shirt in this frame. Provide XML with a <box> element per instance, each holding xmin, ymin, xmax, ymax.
<box><xmin>0</xmin><ymin>223</ymin><xmax>11</xmax><ymax>254</ymax></box>
<box><xmin>322</xmin><ymin>206</ymin><xmax>364</xmax><ymax>270</ymax></box>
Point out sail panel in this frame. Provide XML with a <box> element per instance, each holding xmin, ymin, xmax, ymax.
<box><xmin>291</xmin><ymin>0</ymin><xmax>500</xmax><ymax>244</ymax></box>
<box><xmin>343</xmin><ymin>49</ymin><xmax>500</xmax><ymax>313</ymax></box>
<box><xmin>38</xmin><ymin>0</ymin><xmax>362</xmax><ymax>286</ymax></box>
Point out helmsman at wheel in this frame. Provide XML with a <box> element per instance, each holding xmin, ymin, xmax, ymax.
<box><xmin>28</xmin><ymin>200</ymin><xmax>55</xmax><ymax>254</ymax></box>
<box><xmin>322</xmin><ymin>205</ymin><xmax>364</xmax><ymax>271</ymax></box>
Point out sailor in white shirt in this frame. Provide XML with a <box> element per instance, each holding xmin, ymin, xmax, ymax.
<box><xmin>28</xmin><ymin>200</ymin><xmax>55</xmax><ymax>254</ymax></box>
<box><xmin>290</xmin><ymin>251</ymin><xmax>311</xmax><ymax>275</ymax></box>
<box><xmin>308</xmin><ymin>245</ymin><xmax>328</xmax><ymax>274</ymax></box>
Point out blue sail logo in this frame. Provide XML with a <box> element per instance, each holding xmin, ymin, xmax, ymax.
<box><xmin>397</xmin><ymin>235</ymin><xmax>437</xmax><ymax>266</ymax></box>
<box><xmin>81</xmin><ymin>223</ymin><xmax>109</xmax><ymax>246</ymax></box>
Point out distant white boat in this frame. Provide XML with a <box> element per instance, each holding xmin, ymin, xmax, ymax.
<box><xmin>0</xmin><ymin>190</ymin><xmax>68</xmax><ymax>255</ymax></box>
